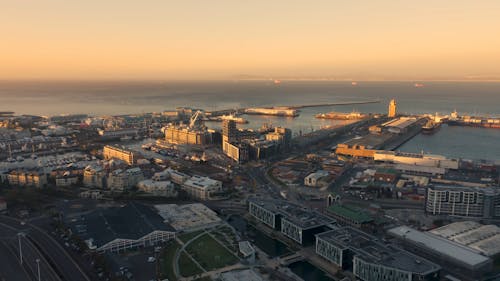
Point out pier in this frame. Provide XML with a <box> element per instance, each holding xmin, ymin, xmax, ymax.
<box><xmin>287</xmin><ymin>99</ymin><xmax>380</xmax><ymax>109</ymax></box>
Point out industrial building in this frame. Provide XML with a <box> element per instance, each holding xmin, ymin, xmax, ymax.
<box><xmin>316</xmin><ymin>227</ymin><xmax>440</xmax><ymax>281</ymax></box>
<box><xmin>381</xmin><ymin>117</ymin><xmax>418</xmax><ymax>134</ymax></box>
<box><xmin>374</xmin><ymin>151</ymin><xmax>459</xmax><ymax>170</ymax></box>
<box><xmin>426</xmin><ymin>185</ymin><xmax>500</xmax><ymax>218</ymax></box>
<box><xmin>388</xmin><ymin>226</ymin><xmax>493</xmax><ymax>280</ymax></box>
<box><xmin>429</xmin><ymin>221</ymin><xmax>500</xmax><ymax>257</ymax></box>
<box><xmin>154</xmin><ymin>203</ymin><xmax>221</xmax><ymax>232</ymax></box>
<box><xmin>103</xmin><ymin>145</ymin><xmax>136</xmax><ymax>165</ymax></box>
<box><xmin>68</xmin><ymin>203</ymin><xmax>176</xmax><ymax>253</ymax></box>
<box><xmin>97</xmin><ymin>128</ymin><xmax>139</xmax><ymax>139</ymax></box>
<box><xmin>248</xmin><ymin>198</ymin><xmax>334</xmax><ymax>245</ymax></box>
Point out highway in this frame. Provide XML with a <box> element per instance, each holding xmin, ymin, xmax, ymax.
<box><xmin>0</xmin><ymin>216</ymin><xmax>90</xmax><ymax>281</ymax></box>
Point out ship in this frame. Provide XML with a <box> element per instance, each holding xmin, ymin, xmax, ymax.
<box><xmin>315</xmin><ymin>111</ymin><xmax>366</xmax><ymax>120</ymax></box>
<box><xmin>219</xmin><ymin>114</ymin><xmax>248</xmax><ymax>124</ymax></box>
<box><xmin>446</xmin><ymin>110</ymin><xmax>500</xmax><ymax>129</ymax></box>
<box><xmin>422</xmin><ymin>119</ymin><xmax>441</xmax><ymax>134</ymax></box>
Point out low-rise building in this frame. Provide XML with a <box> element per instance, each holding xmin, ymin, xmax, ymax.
<box><xmin>7</xmin><ymin>170</ymin><xmax>47</xmax><ymax>188</ymax></box>
<box><xmin>67</xmin><ymin>203</ymin><xmax>175</xmax><ymax>253</ymax></box>
<box><xmin>429</xmin><ymin>221</ymin><xmax>500</xmax><ymax>257</ymax></box>
<box><xmin>137</xmin><ymin>180</ymin><xmax>177</xmax><ymax>197</ymax></box>
<box><xmin>326</xmin><ymin>204</ymin><xmax>374</xmax><ymax>230</ymax></box>
<box><xmin>55</xmin><ymin>175</ymin><xmax>79</xmax><ymax>187</ymax></box>
<box><xmin>389</xmin><ymin>226</ymin><xmax>492</xmax><ymax>280</ymax></box>
<box><xmin>248</xmin><ymin>198</ymin><xmax>335</xmax><ymax>245</ymax></box>
<box><xmin>182</xmin><ymin>175</ymin><xmax>222</xmax><ymax>200</ymax></box>
<box><xmin>107</xmin><ymin>168</ymin><xmax>144</xmax><ymax>191</ymax></box>
<box><xmin>83</xmin><ymin>165</ymin><xmax>106</xmax><ymax>188</ymax></box>
<box><xmin>316</xmin><ymin>227</ymin><xmax>440</xmax><ymax>281</ymax></box>
<box><xmin>304</xmin><ymin>170</ymin><xmax>330</xmax><ymax>187</ymax></box>
<box><xmin>154</xmin><ymin>203</ymin><xmax>221</xmax><ymax>231</ymax></box>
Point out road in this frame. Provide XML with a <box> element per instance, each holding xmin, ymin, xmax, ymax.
<box><xmin>0</xmin><ymin>216</ymin><xmax>90</xmax><ymax>281</ymax></box>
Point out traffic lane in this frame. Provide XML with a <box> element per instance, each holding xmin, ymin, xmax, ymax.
<box><xmin>0</xmin><ymin>241</ymin><xmax>31</xmax><ymax>281</ymax></box>
<box><xmin>0</xmin><ymin>216</ymin><xmax>89</xmax><ymax>281</ymax></box>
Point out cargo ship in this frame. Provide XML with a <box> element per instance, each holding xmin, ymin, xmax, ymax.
<box><xmin>447</xmin><ymin>110</ymin><xmax>500</xmax><ymax>129</ymax></box>
<box><xmin>421</xmin><ymin>119</ymin><xmax>441</xmax><ymax>134</ymax></box>
<box><xmin>206</xmin><ymin>114</ymin><xmax>248</xmax><ymax>124</ymax></box>
<box><xmin>315</xmin><ymin>111</ymin><xmax>366</xmax><ymax>120</ymax></box>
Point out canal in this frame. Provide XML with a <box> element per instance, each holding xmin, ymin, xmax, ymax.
<box><xmin>227</xmin><ymin>215</ymin><xmax>290</xmax><ymax>257</ymax></box>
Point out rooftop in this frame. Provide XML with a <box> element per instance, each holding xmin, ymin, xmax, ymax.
<box><xmin>388</xmin><ymin>226</ymin><xmax>491</xmax><ymax>268</ymax></box>
<box><xmin>68</xmin><ymin>203</ymin><xmax>174</xmax><ymax>248</ymax></box>
<box><xmin>430</xmin><ymin>221</ymin><xmax>500</xmax><ymax>257</ymax></box>
<box><xmin>154</xmin><ymin>203</ymin><xmax>221</xmax><ymax>231</ymax></box>
<box><xmin>317</xmin><ymin>227</ymin><xmax>440</xmax><ymax>274</ymax></box>
<box><xmin>248</xmin><ymin>198</ymin><xmax>334</xmax><ymax>229</ymax></box>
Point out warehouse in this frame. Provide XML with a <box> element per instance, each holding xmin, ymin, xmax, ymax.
<box><xmin>68</xmin><ymin>203</ymin><xmax>175</xmax><ymax>253</ymax></box>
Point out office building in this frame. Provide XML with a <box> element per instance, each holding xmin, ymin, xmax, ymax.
<box><xmin>316</xmin><ymin>227</ymin><xmax>440</xmax><ymax>281</ymax></box>
<box><xmin>426</xmin><ymin>185</ymin><xmax>500</xmax><ymax>218</ymax></box>
<box><xmin>248</xmin><ymin>198</ymin><xmax>334</xmax><ymax>245</ymax></box>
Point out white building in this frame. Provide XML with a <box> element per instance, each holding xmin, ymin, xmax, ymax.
<box><xmin>182</xmin><ymin>175</ymin><xmax>222</xmax><ymax>200</ymax></box>
<box><xmin>108</xmin><ymin>167</ymin><xmax>144</xmax><ymax>191</ymax></box>
<box><xmin>137</xmin><ymin>179</ymin><xmax>177</xmax><ymax>197</ymax></box>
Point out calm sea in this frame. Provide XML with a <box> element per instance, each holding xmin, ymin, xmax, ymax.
<box><xmin>1</xmin><ymin>80</ymin><xmax>499</xmax><ymax>160</ymax></box>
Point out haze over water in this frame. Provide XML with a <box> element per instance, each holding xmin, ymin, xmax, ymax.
<box><xmin>1</xmin><ymin>80</ymin><xmax>499</xmax><ymax>160</ymax></box>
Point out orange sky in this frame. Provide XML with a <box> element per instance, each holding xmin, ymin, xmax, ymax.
<box><xmin>1</xmin><ymin>1</ymin><xmax>500</xmax><ymax>80</ymax></box>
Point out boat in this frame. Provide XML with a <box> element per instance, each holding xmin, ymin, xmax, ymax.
<box><xmin>219</xmin><ymin>114</ymin><xmax>248</xmax><ymax>124</ymax></box>
<box><xmin>315</xmin><ymin>111</ymin><xmax>366</xmax><ymax>120</ymax></box>
<box><xmin>414</xmin><ymin>83</ymin><xmax>424</xmax><ymax>88</ymax></box>
<box><xmin>422</xmin><ymin>119</ymin><xmax>441</xmax><ymax>134</ymax></box>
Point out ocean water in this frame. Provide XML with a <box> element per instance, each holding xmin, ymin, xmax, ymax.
<box><xmin>1</xmin><ymin>80</ymin><xmax>499</xmax><ymax>159</ymax></box>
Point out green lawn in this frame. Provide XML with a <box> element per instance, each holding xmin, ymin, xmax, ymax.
<box><xmin>178</xmin><ymin>230</ymin><xmax>205</xmax><ymax>243</ymax></box>
<box><xmin>179</xmin><ymin>251</ymin><xmax>204</xmax><ymax>277</ymax></box>
<box><xmin>186</xmin><ymin>234</ymin><xmax>238</xmax><ymax>271</ymax></box>
<box><xmin>159</xmin><ymin>241</ymin><xmax>181</xmax><ymax>281</ymax></box>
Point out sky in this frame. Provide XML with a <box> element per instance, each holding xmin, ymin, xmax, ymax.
<box><xmin>1</xmin><ymin>0</ymin><xmax>500</xmax><ymax>80</ymax></box>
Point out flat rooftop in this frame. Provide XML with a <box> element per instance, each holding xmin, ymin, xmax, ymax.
<box><xmin>248</xmin><ymin>198</ymin><xmax>334</xmax><ymax>229</ymax></box>
<box><xmin>389</xmin><ymin>226</ymin><xmax>491</xmax><ymax>268</ymax></box>
<box><xmin>327</xmin><ymin>204</ymin><xmax>373</xmax><ymax>224</ymax></box>
<box><xmin>317</xmin><ymin>227</ymin><xmax>440</xmax><ymax>274</ymax></box>
<box><xmin>430</xmin><ymin>221</ymin><xmax>500</xmax><ymax>257</ymax></box>
<box><xmin>68</xmin><ymin>203</ymin><xmax>175</xmax><ymax>248</ymax></box>
<box><xmin>154</xmin><ymin>203</ymin><xmax>221</xmax><ymax>231</ymax></box>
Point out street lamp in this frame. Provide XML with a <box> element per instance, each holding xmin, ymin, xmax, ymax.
<box><xmin>36</xmin><ymin>258</ymin><xmax>41</xmax><ymax>281</ymax></box>
<box><xmin>17</xmin><ymin>232</ymin><xmax>25</xmax><ymax>265</ymax></box>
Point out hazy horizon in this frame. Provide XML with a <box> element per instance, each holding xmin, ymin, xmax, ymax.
<box><xmin>2</xmin><ymin>1</ymin><xmax>500</xmax><ymax>80</ymax></box>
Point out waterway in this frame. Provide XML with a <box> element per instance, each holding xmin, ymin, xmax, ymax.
<box><xmin>227</xmin><ymin>215</ymin><xmax>290</xmax><ymax>257</ymax></box>
<box><xmin>399</xmin><ymin>124</ymin><xmax>500</xmax><ymax>160</ymax></box>
<box><xmin>1</xmin><ymin>80</ymin><xmax>499</xmax><ymax>160</ymax></box>
<box><xmin>288</xmin><ymin>260</ymin><xmax>334</xmax><ymax>281</ymax></box>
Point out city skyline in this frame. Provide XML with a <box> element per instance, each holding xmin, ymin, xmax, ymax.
<box><xmin>2</xmin><ymin>0</ymin><xmax>500</xmax><ymax>80</ymax></box>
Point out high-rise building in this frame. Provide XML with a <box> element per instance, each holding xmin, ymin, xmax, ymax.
<box><xmin>222</xmin><ymin>119</ymin><xmax>237</xmax><ymax>143</ymax></box>
<box><xmin>388</xmin><ymin>99</ymin><xmax>397</xmax><ymax>117</ymax></box>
